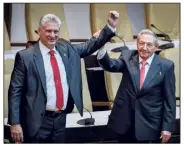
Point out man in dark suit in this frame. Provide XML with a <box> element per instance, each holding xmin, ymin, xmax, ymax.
<box><xmin>8</xmin><ymin>11</ymin><xmax>119</xmax><ymax>143</ymax></box>
<box><xmin>97</xmin><ymin>29</ymin><xmax>176</xmax><ymax>143</ymax></box>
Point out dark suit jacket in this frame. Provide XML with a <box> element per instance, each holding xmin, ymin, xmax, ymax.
<box><xmin>99</xmin><ymin>50</ymin><xmax>176</xmax><ymax>141</ymax></box>
<box><xmin>8</xmin><ymin>25</ymin><xmax>115</xmax><ymax>137</ymax></box>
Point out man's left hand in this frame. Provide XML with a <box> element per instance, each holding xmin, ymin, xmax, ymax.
<box><xmin>108</xmin><ymin>10</ymin><xmax>119</xmax><ymax>28</ymax></box>
<box><xmin>93</xmin><ymin>30</ymin><xmax>101</xmax><ymax>38</ymax></box>
<box><xmin>160</xmin><ymin>131</ymin><xmax>171</xmax><ymax>143</ymax></box>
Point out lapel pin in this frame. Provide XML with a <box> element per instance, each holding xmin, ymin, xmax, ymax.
<box><xmin>64</xmin><ymin>53</ymin><xmax>66</xmax><ymax>57</ymax></box>
<box><xmin>160</xmin><ymin>72</ymin><xmax>161</xmax><ymax>75</ymax></box>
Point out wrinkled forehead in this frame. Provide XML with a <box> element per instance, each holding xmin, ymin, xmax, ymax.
<box><xmin>41</xmin><ymin>22</ymin><xmax>60</xmax><ymax>30</ymax></box>
<box><xmin>137</xmin><ymin>33</ymin><xmax>155</xmax><ymax>43</ymax></box>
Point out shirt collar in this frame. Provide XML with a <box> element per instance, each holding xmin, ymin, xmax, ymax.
<box><xmin>139</xmin><ymin>53</ymin><xmax>155</xmax><ymax>66</ymax></box>
<box><xmin>39</xmin><ymin>41</ymin><xmax>57</xmax><ymax>56</ymax></box>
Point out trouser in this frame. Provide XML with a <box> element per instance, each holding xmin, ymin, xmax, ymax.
<box><xmin>117</xmin><ymin>124</ymin><xmax>160</xmax><ymax>143</ymax></box>
<box><xmin>117</xmin><ymin>111</ymin><xmax>160</xmax><ymax>143</ymax></box>
<box><xmin>24</xmin><ymin>110</ymin><xmax>66</xmax><ymax>143</ymax></box>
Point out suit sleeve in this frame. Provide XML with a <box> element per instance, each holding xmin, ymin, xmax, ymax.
<box><xmin>98</xmin><ymin>51</ymin><xmax>125</xmax><ymax>72</ymax></box>
<box><xmin>72</xmin><ymin>25</ymin><xmax>115</xmax><ymax>58</ymax></box>
<box><xmin>8</xmin><ymin>52</ymin><xmax>26</xmax><ymax>125</ymax></box>
<box><xmin>162</xmin><ymin>63</ymin><xmax>176</xmax><ymax>132</ymax></box>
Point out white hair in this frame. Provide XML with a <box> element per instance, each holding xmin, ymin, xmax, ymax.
<box><xmin>137</xmin><ymin>29</ymin><xmax>158</xmax><ymax>45</ymax></box>
<box><xmin>39</xmin><ymin>14</ymin><xmax>62</xmax><ymax>28</ymax></box>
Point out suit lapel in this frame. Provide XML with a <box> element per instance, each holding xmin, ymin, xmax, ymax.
<box><xmin>141</xmin><ymin>55</ymin><xmax>161</xmax><ymax>90</ymax></box>
<box><xmin>129</xmin><ymin>54</ymin><xmax>140</xmax><ymax>92</ymax></box>
<box><xmin>55</xmin><ymin>44</ymin><xmax>70</xmax><ymax>82</ymax></box>
<box><xmin>33</xmin><ymin>43</ymin><xmax>47</xmax><ymax>96</ymax></box>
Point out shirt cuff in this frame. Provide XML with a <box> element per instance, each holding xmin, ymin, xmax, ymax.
<box><xmin>97</xmin><ymin>46</ymin><xmax>107</xmax><ymax>60</ymax></box>
<box><xmin>161</xmin><ymin>131</ymin><xmax>171</xmax><ymax>134</ymax></box>
<box><xmin>107</xmin><ymin>23</ymin><xmax>116</xmax><ymax>33</ymax></box>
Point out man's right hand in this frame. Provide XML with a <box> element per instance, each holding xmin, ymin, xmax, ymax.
<box><xmin>10</xmin><ymin>124</ymin><xmax>24</xmax><ymax>143</ymax></box>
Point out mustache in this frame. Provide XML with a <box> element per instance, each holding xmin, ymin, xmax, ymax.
<box><xmin>141</xmin><ymin>50</ymin><xmax>149</xmax><ymax>53</ymax></box>
<box><xmin>47</xmin><ymin>37</ymin><xmax>57</xmax><ymax>40</ymax></box>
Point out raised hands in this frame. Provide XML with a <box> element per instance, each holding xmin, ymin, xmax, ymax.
<box><xmin>108</xmin><ymin>10</ymin><xmax>119</xmax><ymax>28</ymax></box>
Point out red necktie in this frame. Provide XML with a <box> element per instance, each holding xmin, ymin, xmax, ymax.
<box><xmin>140</xmin><ymin>61</ymin><xmax>147</xmax><ymax>89</ymax></box>
<box><xmin>49</xmin><ymin>50</ymin><xmax>64</xmax><ymax>110</ymax></box>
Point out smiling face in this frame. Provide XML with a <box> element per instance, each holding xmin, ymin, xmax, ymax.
<box><xmin>137</xmin><ymin>33</ymin><xmax>158</xmax><ymax>60</ymax></box>
<box><xmin>38</xmin><ymin>22</ymin><xmax>60</xmax><ymax>49</ymax></box>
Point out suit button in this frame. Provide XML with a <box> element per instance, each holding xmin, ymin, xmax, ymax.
<box><xmin>41</xmin><ymin>113</ymin><xmax>44</xmax><ymax>116</ymax></box>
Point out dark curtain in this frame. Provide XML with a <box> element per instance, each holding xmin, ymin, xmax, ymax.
<box><xmin>4</xmin><ymin>3</ymin><xmax>12</xmax><ymax>38</ymax></box>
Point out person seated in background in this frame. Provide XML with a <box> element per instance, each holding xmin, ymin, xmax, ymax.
<box><xmin>97</xmin><ymin>29</ymin><xmax>176</xmax><ymax>143</ymax></box>
<box><xmin>8</xmin><ymin>11</ymin><xmax>119</xmax><ymax>143</ymax></box>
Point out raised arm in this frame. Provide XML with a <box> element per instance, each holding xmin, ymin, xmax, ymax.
<box><xmin>73</xmin><ymin>11</ymin><xmax>119</xmax><ymax>58</ymax></box>
<box><xmin>97</xmin><ymin>46</ymin><xmax>125</xmax><ymax>73</ymax></box>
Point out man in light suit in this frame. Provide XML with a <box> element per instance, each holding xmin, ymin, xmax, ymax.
<box><xmin>97</xmin><ymin>29</ymin><xmax>176</xmax><ymax>143</ymax></box>
<box><xmin>8</xmin><ymin>11</ymin><xmax>119</xmax><ymax>143</ymax></box>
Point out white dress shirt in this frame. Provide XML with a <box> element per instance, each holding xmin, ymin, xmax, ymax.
<box><xmin>39</xmin><ymin>41</ymin><xmax>69</xmax><ymax>111</ymax></box>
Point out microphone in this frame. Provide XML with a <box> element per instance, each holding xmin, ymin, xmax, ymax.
<box><xmin>111</xmin><ymin>33</ymin><xmax>129</xmax><ymax>52</ymax></box>
<box><xmin>35</xmin><ymin>30</ymin><xmax>38</xmax><ymax>34</ymax></box>
<box><xmin>150</xmin><ymin>24</ymin><xmax>172</xmax><ymax>42</ymax></box>
<box><xmin>77</xmin><ymin>108</ymin><xmax>95</xmax><ymax>126</ymax></box>
<box><xmin>150</xmin><ymin>24</ymin><xmax>174</xmax><ymax>50</ymax></box>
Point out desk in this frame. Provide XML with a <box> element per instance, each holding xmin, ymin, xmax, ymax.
<box><xmin>66</xmin><ymin>110</ymin><xmax>110</xmax><ymax>128</ymax></box>
<box><xmin>4</xmin><ymin>48</ymin><xmax>24</xmax><ymax>60</ymax></box>
<box><xmin>67</xmin><ymin>107</ymin><xmax>180</xmax><ymax>143</ymax></box>
<box><xmin>91</xmin><ymin>39</ymin><xmax>179</xmax><ymax>55</ymax></box>
<box><xmin>4</xmin><ymin>106</ymin><xmax>180</xmax><ymax>127</ymax></box>
<box><xmin>108</xmin><ymin>39</ymin><xmax>179</xmax><ymax>51</ymax></box>
<box><xmin>4</xmin><ymin>106</ymin><xmax>180</xmax><ymax>143</ymax></box>
<box><xmin>67</xmin><ymin>106</ymin><xmax>180</xmax><ymax>127</ymax></box>
<box><xmin>4</xmin><ymin>110</ymin><xmax>111</xmax><ymax>128</ymax></box>
<box><xmin>66</xmin><ymin>110</ymin><xmax>117</xmax><ymax>143</ymax></box>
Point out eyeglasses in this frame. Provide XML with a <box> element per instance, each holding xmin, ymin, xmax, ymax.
<box><xmin>138</xmin><ymin>41</ymin><xmax>154</xmax><ymax>49</ymax></box>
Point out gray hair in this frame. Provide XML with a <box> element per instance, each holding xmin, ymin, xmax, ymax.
<box><xmin>39</xmin><ymin>14</ymin><xmax>62</xmax><ymax>28</ymax></box>
<box><xmin>137</xmin><ymin>29</ymin><xmax>158</xmax><ymax>45</ymax></box>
